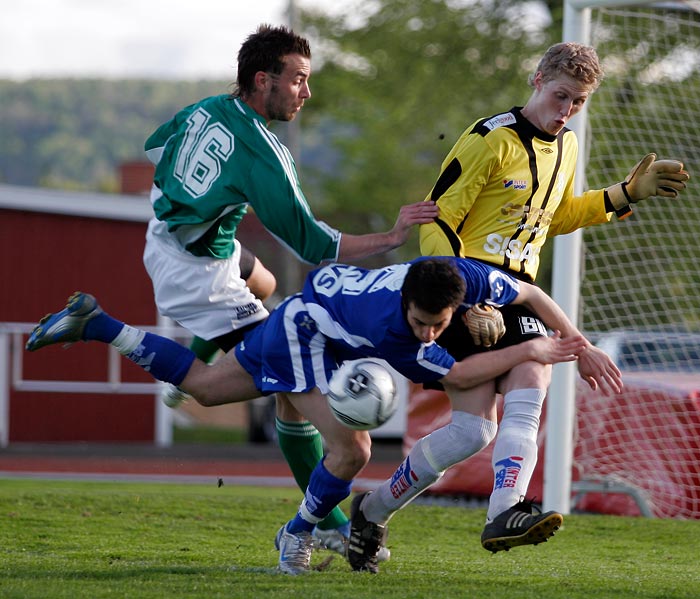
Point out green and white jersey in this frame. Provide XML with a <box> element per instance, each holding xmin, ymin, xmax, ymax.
<box><xmin>144</xmin><ymin>94</ymin><xmax>340</xmax><ymax>263</ymax></box>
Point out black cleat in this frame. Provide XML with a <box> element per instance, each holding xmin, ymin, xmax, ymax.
<box><xmin>481</xmin><ymin>498</ymin><xmax>563</xmax><ymax>553</ymax></box>
<box><xmin>347</xmin><ymin>491</ymin><xmax>387</xmax><ymax>573</ymax></box>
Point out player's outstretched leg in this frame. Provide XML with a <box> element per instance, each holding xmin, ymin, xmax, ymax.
<box><xmin>480</xmin><ymin>498</ymin><xmax>563</xmax><ymax>553</ymax></box>
<box><xmin>26</xmin><ymin>292</ymin><xmax>102</xmax><ymax>351</ymax></box>
<box><xmin>26</xmin><ymin>292</ymin><xmax>196</xmax><ymax>390</ymax></box>
<box><xmin>347</xmin><ymin>491</ymin><xmax>388</xmax><ymax>573</ymax></box>
<box><xmin>161</xmin><ymin>338</ymin><xmax>218</xmax><ymax>409</ymax></box>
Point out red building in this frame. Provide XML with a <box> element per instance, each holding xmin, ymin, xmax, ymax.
<box><xmin>0</xmin><ymin>180</ymin><xmax>167</xmax><ymax>445</ymax></box>
<box><xmin>0</xmin><ymin>161</ymin><xmax>307</xmax><ymax>447</ymax></box>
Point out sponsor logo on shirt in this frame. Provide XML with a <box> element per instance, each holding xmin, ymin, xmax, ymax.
<box><xmin>483</xmin><ymin>234</ymin><xmax>541</xmax><ymax>266</ymax></box>
<box><xmin>500</xmin><ymin>203</ymin><xmax>553</xmax><ymax>226</ymax></box>
<box><xmin>483</xmin><ymin>112</ymin><xmax>517</xmax><ymax>130</ymax></box>
<box><xmin>503</xmin><ymin>179</ymin><xmax>528</xmax><ymax>190</ymax></box>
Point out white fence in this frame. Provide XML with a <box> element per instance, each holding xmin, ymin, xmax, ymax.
<box><xmin>0</xmin><ymin>322</ymin><xmax>189</xmax><ymax>448</ymax></box>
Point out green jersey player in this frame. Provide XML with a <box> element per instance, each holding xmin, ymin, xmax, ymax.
<box><xmin>141</xmin><ymin>25</ymin><xmax>438</xmax><ymax>558</ymax></box>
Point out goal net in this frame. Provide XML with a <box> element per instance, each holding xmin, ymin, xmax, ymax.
<box><xmin>572</xmin><ymin>1</ymin><xmax>700</xmax><ymax>518</ymax></box>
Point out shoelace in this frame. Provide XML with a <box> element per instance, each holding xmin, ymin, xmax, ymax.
<box><xmin>281</xmin><ymin>531</ymin><xmax>312</xmax><ymax>569</ymax></box>
<box><xmin>516</xmin><ymin>496</ymin><xmax>543</xmax><ymax>516</ymax></box>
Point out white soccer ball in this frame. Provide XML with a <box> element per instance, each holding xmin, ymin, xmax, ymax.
<box><xmin>327</xmin><ymin>359</ymin><xmax>399</xmax><ymax>431</ymax></box>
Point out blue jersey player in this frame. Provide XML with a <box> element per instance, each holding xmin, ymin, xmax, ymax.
<box><xmin>25</xmin><ymin>257</ymin><xmax>620</xmax><ymax>574</ymax></box>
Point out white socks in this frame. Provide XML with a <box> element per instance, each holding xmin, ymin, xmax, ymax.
<box><xmin>362</xmin><ymin>411</ymin><xmax>497</xmax><ymax>525</ymax></box>
<box><xmin>486</xmin><ymin>388</ymin><xmax>546</xmax><ymax>521</ymax></box>
<box><xmin>110</xmin><ymin>324</ymin><xmax>145</xmax><ymax>355</ymax></box>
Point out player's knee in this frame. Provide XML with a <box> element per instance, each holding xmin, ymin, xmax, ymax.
<box><xmin>342</xmin><ymin>436</ymin><xmax>372</xmax><ymax>474</ymax></box>
<box><xmin>501</xmin><ymin>360</ymin><xmax>551</xmax><ymax>392</ymax></box>
<box><xmin>324</xmin><ymin>442</ymin><xmax>370</xmax><ymax>481</ymax></box>
<box><xmin>191</xmin><ymin>389</ymin><xmax>216</xmax><ymax>407</ymax></box>
<box><xmin>247</xmin><ymin>259</ymin><xmax>277</xmax><ymax>301</ymax></box>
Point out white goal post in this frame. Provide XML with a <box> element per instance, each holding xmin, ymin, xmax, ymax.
<box><xmin>546</xmin><ymin>0</ymin><xmax>700</xmax><ymax>514</ymax></box>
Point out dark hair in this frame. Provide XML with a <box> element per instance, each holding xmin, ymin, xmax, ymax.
<box><xmin>233</xmin><ymin>24</ymin><xmax>311</xmax><ymax>97</ymax></box>
<box><xmin>402</xmin><ymin>259</ymin><xmax>466</xmax><ymax>314</ymax></box>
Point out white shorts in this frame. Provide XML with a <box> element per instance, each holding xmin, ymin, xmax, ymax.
<box><xmin>143</xmin><ymin>219</ymin><xmax>269</xmax><ymax>340</ymax></box>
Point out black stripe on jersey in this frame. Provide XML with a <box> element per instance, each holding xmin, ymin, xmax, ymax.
<box><xmin>433</xmin><ymin>217</ymin><xmax>462</xmax><ymax>256</ymax></box>
<box><xmin>430</xmin><ymin>157</ymin><xmax>462</xmax><ymax>202</ymax></box>
<box><xmin>500</xmin><ymin>125</ymin><xmax>538</xmax><ymax>274</ymax></box>
<box><xmin>500</xmin><ymin>122</ymin><xmax>565</xmax><ymax>277</ymax></box>
<box><xmin>428</xmin><ymin>157</ymin><xmax>464</xmax><ymax>256</ymax></box>
<box><xmin>513</xmin><ymin>132</ymin><xmax>565</xmax><ymax>278</ymax></box>
<box><xmin>471</xmin><ymin>117</ymin><xmax>494</xmax><ymax>137</ymax></box>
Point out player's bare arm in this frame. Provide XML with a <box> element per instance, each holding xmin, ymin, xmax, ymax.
<box><xmin>442</xmin><ymin>332</ymin><xmax>585</xmax><ymax>391</ymax></box>
<box><xmin>337</xmin><ymin>200</ymin><xmax>438</xmax><ymax>261</ymax></box>
<box><xmin>515</xmin><ymin>282</ymin><xmax>623</xmax><ymax>394</ymax></box>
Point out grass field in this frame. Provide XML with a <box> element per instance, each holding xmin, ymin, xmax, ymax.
<box><xmin>1</xmin><ymin>479</ymin><xmax>699</xmax><ymax>599</ymax></box>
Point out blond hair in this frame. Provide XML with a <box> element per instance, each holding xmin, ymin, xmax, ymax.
<box><xmin>528</xmin><ymin>42</ymin><xmax>604</xmax><ymax>91</ymax></box>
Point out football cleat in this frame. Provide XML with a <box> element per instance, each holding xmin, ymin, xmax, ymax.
<box><xmin>481</xmin><ymin>498</ymin><xmax>563</xmax><ymax>553</ymax></box>
<box><xmin>276</xmin><ymin>524</ymin><xmax>313</xmax><ymax>575</ymax></box>
<box><xmin>25</xmin><ymin>292</ymin><xmax>102</xmax><ymax>352</ymax></box>
<box><xmin>347</xmin><ymin>491</ymin><xmax>388</xmax><ymax>573</ymax></box>
<box><xmin>312</xmin><ymin>526</ymin><xmax>348</xmax><ymax>556</ymax></box>
<box><xmin>312</xmin><ymin>525</ymin><xmax>391</xmax><ymax>562</ymax></box>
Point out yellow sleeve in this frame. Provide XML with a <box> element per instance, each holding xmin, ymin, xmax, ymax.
<box><xmin>548</xmin><ymin>189</ymin><xmax>612</xmax><ymax>237</ymax></box>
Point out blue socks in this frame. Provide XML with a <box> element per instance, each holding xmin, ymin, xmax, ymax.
<box><xmin>83</xmin><ymin>312</ymin><xmax>124</xmax><ymax>343</ymax></box>
<box><xmin>286</xmin><ymin>459</ymin><xmax>352</xmax><ymax>534</ymax></box>
<box><xmin>84</xmin><ymin>312</ymin><xmax>195</xmax><ymax>387</ymax></box>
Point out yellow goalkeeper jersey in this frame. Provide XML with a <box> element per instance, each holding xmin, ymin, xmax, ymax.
<box><xmin>420</xmin><ymin>107</ymin><xmax>611</xmax><ymax>282</ymax></box>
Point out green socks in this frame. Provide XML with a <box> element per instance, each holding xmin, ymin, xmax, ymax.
<box><xmin>275</xmin><ymin>418</ymin><xmax>350</xmax><ymax>531</ymax></box>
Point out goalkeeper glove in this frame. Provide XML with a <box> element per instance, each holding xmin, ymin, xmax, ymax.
<box><xmin>462</xmin><ymin>304</ymin><xmax>506</xmax><ymax>348</ymax></box>
<box><xmin>605</xmin><ymin>153</ymin><xmax>690</xmax><ymax>219</ymax></box>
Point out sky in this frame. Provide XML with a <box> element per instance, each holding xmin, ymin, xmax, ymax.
<box><xmin>0</xmin><ymin>0</ymin><xmax>336</xmax><ymax>80</ymax></box>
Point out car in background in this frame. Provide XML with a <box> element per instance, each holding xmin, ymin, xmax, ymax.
<box><xmin>592</xmin><ymin>329</ymin><xmax>700</xmax><ymax>373</ymax></box>
<box><xmin>572</xmin><ymin>328</ymin><xmax>700</xmax><ymax>518</ymax></box>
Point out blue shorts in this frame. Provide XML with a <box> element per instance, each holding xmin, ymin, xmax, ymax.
<box><xmin>235</xmin><ymin>294</ymin><xmax>350</xmax><ymax>395</ymax></box>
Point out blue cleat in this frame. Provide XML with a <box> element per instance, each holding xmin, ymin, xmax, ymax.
<box><xmin>25</xmin><ymin>292</ymin><xmax>102</xmax><ymax>351</ymax></box>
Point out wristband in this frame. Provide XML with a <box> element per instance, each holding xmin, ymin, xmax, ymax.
<box><xmin>604</xmin><ymin>188</ymin><xmax>633</xmax><ymax>220</ymax></box>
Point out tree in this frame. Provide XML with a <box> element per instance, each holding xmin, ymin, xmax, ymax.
<box><xmin>295</xmin><ymin>0</ymin><xmax>558</xmax><ymax>259</ymax></box>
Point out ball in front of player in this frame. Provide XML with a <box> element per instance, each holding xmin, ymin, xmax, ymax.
<box><xmin>327</xmin><ymin>359</ymin><xmax>398</xmax><ymax>430</ymax></box>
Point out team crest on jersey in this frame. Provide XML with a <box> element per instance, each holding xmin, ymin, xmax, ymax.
<box><xmin>503</xmin><ymin>179</ymin><xmax>528</xmax><ymax>190</ymax></box>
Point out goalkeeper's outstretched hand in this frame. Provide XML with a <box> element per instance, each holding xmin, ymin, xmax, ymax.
<box><xmin>606</xmin><ymin>153</ymin><xmax>690</xmax><ymax>217</ymax></box>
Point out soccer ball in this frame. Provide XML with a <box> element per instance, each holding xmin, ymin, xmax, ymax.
<box><xmin>327</xmin><ymin>359</ymin><xmax>399</xmax><ymax>431</ymax></box>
